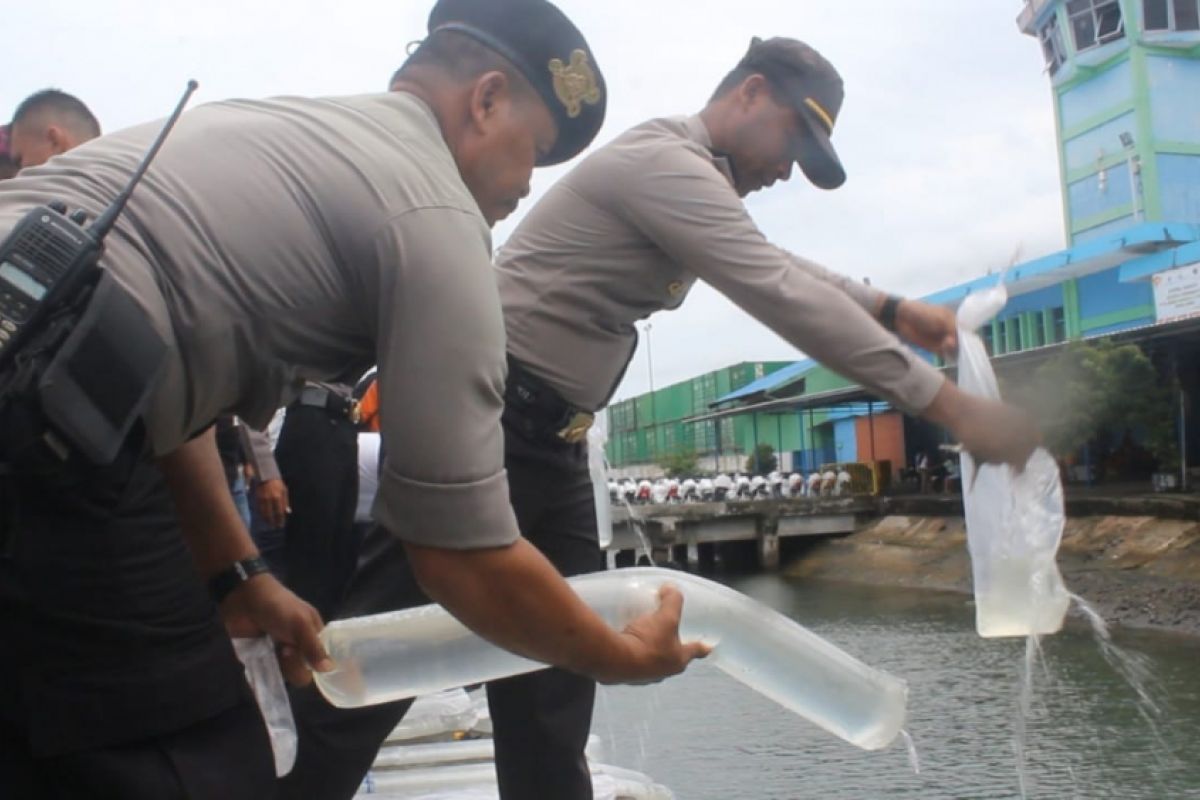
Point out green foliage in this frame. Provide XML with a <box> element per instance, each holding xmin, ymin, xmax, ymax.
<box><xmin>1006</xmin><ymin>340</ymin><xmax>1177</xmax><ymax>467</ymax></box>
<box><xmin>745</xmin><ymin>443</ymin><xmax>777</xmax><ymax>475</ymax></box>
<box><xmin>658</xmin><ymin>450</ymin><xmax>698</xmax><ymax>479</ymax></box>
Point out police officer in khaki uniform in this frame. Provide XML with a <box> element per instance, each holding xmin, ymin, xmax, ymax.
<box><xmin>0</xmin><ymin>1</ymin><xmax>710</xmax><ymax>797</ymax></box>
<box><xmin>293</xmin><ymin>35</ymin><xmax>1043</xmax><ymax>800</ymax></box>
<box><xmin>491</xmin><ymin>37</ymin><xmax>1040</xmax><ymax>794</ymax></box>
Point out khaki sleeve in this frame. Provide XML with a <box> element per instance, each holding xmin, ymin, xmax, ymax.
<box><xmin>780</xmin><ymin>249</ymin><xmax>882</xmax><ymax>315</ymax></box>
<box><xmin>238</xmin><ymin>424</ymin><xmax>281</xmax><ymax>483</ymax></box>
<box><xmin>615</xmin><ymin>148</ymin><xmax>945</xmax><ymax>414</ymax></box>
<box><xmin>367</xmin><ymin>207</ymin><xmax>520</xmax><ymax>549</ymax></box>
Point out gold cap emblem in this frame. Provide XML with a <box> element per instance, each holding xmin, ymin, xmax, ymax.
<box><xmin>548</xmin><ymin>49</ymin><xmax>601</xmax><ymax>119</ymax></box>
<box><xmin>667</xmin><ymin>281</ymin><xmax>685</xmax><ymax>297</ymax></box>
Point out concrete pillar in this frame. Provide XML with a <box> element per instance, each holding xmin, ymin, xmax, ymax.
<box><xmin>757</xmin><ymin>517</ymin><xmax>780</xmax><ymax>571</ymax></box>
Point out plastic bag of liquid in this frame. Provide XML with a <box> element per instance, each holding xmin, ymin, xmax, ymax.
<box><xmin>233</xmin><ymin>636</ymin><xmax>298</xmax><ymax>776</ymax></box>
<box><xmin>956</xmin><ymin>286</ymin><xmax>1070</xmax><ymax>637</ymax></box>
<box><xmin>316</xmin><ymin>567</ymin><xmax>907</xmax><ymax>750</ymax></box>
<box><xmin>588</xmin><ymin>414</ymin><xmax>613</xmax><ymax>548</ymax></box>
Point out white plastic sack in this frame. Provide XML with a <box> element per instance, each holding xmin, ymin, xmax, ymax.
<box><xmin>588</xmin><ymin>414</ymin><xmax>613</xmax><ymax>548</ymax></box>
<box><xmin>956</xmin><ymin>286</ymin><xmax>1070</xmax><ymax>638</ymax></box>
<box><xmin>233</xmin><ymin>636</ymin><xmax>298</xmax><ymax>776</ymax></box>
<box><xmin>386</xmin><ymin>689</ymin><xmax>480</xmax><ymax>743</ymax></box>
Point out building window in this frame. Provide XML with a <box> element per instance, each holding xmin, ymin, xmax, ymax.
<box><xmin>1144</xmin><ymin>0</ymin><xmax>1200</xmax><ymax>30</ymax></box>
<box><xmin>1052</xmin><ymin>307</ymin><xmax>1067</xmax><ymax>342</ymax></box>
<box><xmin>1039</xmin><ymin>14</ymin><xmax>1068</xmax><ymax>75</ymax></box>
<box><xmin>1068</xmin><ymin>0</ymin><xmax>1125</xmax><ymax>51</ymax></box>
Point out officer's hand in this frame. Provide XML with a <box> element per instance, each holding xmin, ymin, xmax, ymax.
<box><xmin>602</xmin><ymin>585</ymin><xmax>711</xmax><ymax>685</ymax></box>
<box><xmin>952</xmin><ymin>394</ymin><xmax>1041</xmax><ymax>469</ymax></box>
<box><xmin>893</xmin><ymin>298</ymin><xmax>958</xmax><ymax>357</ymax></box>
<box><xmin>255</xmin><ymin>479</ymin><xmax>290</xmax><ymax>530</ymax></box>
<box><xmin>924</xmin><ymin>381</ymin><xmax>1041</xmax><ymax>469</ymax></box>
<box><xmin>220</xmin><ymin>573</ymin><xmax>333</xmax><ymax>686</ymax></box>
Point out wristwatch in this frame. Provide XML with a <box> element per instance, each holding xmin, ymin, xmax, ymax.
<box><xmin>208</xmin><ymin>555</ymin><xmax>270</xmax><ymax>604</ymax></box>
<box><xmin>879</xmin><ymin>294</ymin><xmax>903</xmax><ymax>332</ymax></box>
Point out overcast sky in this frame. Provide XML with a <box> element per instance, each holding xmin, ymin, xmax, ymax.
<box><xmin>5</xmin><ymin>1</ymin><xmax>1065</xmax><ymax>403</ymax></box>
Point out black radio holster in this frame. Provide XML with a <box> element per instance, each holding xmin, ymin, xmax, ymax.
<box><xmin>0</xmin><ymin>270</ymin><xmax>165</xmax><ymax>486</ymax></box>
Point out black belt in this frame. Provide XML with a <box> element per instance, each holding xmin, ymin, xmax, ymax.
<box><xmin>504</xmin><ymin>356</ymin><xmax>593</xmax><ymax>445</ymax></box>
<box><xmin>291</xmin><ymin>384</ymin><xmax>360</xmax><ymax>424</ymax></box>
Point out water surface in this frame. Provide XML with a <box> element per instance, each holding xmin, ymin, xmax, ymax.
<box><xmin>592</xmin><ymin>575</ymin><xmax>1200</xmax><ymax>799</ymax></box>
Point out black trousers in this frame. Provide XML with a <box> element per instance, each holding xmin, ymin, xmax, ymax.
<box><xmin>279</xmin><ymin>422</ymin><xmax>604</xmax><ymax>800</ymax></box>
<box><xmin>1</xmin><ymin>692</ymin><xmax>275</xmax><ymax>800</ymax></box>
<box><xmin>276</xmin><ymin>405</ymin><xmax>360</xmax><ymax>621</ymax></box>
<box><xmin>0</xmin><ymin>439</ymin><xmax>275</xmax><ymax>799</ymax></box>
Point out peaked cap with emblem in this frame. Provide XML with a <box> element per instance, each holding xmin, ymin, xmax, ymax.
<box><xmin>427</xmin><ymin>0</ymin><xmax>607</xmax><ymax>166</ymax></box>
<box><xmin>738</xmin><ymin>36</ymin><xmax>846</xmax><ymax>189</ymax></box>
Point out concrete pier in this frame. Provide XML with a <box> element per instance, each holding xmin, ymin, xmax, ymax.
<box><xmin>608</xmin><ymin>496</ymin><xmax>878</xmax><ymax>570</ymax></box>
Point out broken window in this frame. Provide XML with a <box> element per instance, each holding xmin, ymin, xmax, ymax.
<box><xmin>1068</xmin><ymin>0</ymin><xmax>1125</xmax><ymax>50</ymax></box>
<box><xmin>1039</xmin><ymin>13</ymin><xmax>1067</xmax><ymax>75</ymax></box>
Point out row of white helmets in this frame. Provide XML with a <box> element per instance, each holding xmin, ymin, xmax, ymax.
<box><xmin>608</xmin><ymin>469</ymin><xmax>853</xmax><ymax>504</ymax></box>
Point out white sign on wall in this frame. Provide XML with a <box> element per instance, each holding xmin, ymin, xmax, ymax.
<box><xmin>1152</xmin><ymin>263</ymin><xmax>1200</xmax><ymax>323</ymax></box>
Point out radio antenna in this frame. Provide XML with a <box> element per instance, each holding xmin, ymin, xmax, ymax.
<box><xmin>89</xmin><ymin>79</ymin><xmax>198</xmax><ymax>241</ymax></box>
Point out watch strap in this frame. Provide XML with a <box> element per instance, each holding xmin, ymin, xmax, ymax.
<box><xmin>879</xmin><ymin>294</ymin><xmax>903</xmax><ymax>332</ymax></box>
<box><xmin>208</xmin><ymin>555</ymin><xmax>270</xmax><ymax>604</ymax></box>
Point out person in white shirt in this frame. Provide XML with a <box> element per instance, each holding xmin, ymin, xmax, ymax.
<box><xmin>834</xmin><ymin>467</ymin><xmax>852</xmax><ymax>496</ymax></box>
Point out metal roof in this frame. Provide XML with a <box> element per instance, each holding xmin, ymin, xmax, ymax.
<box><xmin>710</xmin><ymin>358</ymin><xmax>815</xmax><ymax>406</ymax></box>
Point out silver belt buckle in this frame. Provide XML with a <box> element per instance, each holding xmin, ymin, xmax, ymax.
<box><xmin>299</xmin><ymin>385</ymin><xmax>329</xmax><ymax>408</ymax></box>
<box><xmin>556</xmin><ymin>411</ymin><xmax>594</xmax><ymax>444</ymax></box>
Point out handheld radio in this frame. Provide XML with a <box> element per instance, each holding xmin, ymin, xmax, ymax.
<box><xmin>0</xmin><ymin>81</ymin><xmax>197</xmax><ymax>466</ymax></box>
<box><xmin>0</xmin><ymin>80</ymin><xmax>198</xmax><ymax>370</ymax></box>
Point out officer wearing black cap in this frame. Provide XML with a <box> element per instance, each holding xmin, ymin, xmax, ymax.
<box><xmin>494</xmin><ymin>33</ymin><xmax>1039</xmax><ymax>473</ymax></box>
<box><xmin>0</xmin><ymin>0</ymin><xmax>710</xmax><ymax>796</ymax></box>
<box><xmin>427</xmin><ymin>0</ymin><xmax>606</xmax><ymax>167</ymax></box>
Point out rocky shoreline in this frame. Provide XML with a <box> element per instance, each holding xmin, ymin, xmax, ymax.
<box><xmin>783</xmin><ymin>514</ymin><xmax>1200</xmax><ymax>637</ymax></box>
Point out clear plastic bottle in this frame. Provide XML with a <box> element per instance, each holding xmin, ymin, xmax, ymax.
<box><xmin>315</xmin><ymin>568</ymin><xmax>907</xmax><ymax>750</ymax></box>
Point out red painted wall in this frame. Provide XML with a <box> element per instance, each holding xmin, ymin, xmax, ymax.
<box><xmin>855</xmin><ymin>412</ymin><xmax>906</xmax><ymax>468</ymax></box>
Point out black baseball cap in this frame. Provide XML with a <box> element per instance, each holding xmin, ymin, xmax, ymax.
<box><xmin>427</xmin><ymin>0</ymin><xmax>607</xmax><ymax>166</ymax></box>
<box><xmin>737</xmin><ymin>37</ymin><xmax>846</xmax><ymax>190</ymax></box>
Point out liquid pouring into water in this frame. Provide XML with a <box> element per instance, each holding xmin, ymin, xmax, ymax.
<box><xmin>1068</xmin><ymin>593</ymin><xmax>1172</xmax><ymax>759</ymax></box>
<box><xmin>898</xmin><ymin>729</ymin><xmax>921</xmax><ymax>775</ymax></box>
<box><xmin>1013</xmin><ymin>634</ymin><xmax>1042</xmax><ymax>800</ymax></box>
<box><xmin>1008</xmin><ymin>593</ymin><xmax>1176</xmax><ymax>799</ymax></box>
